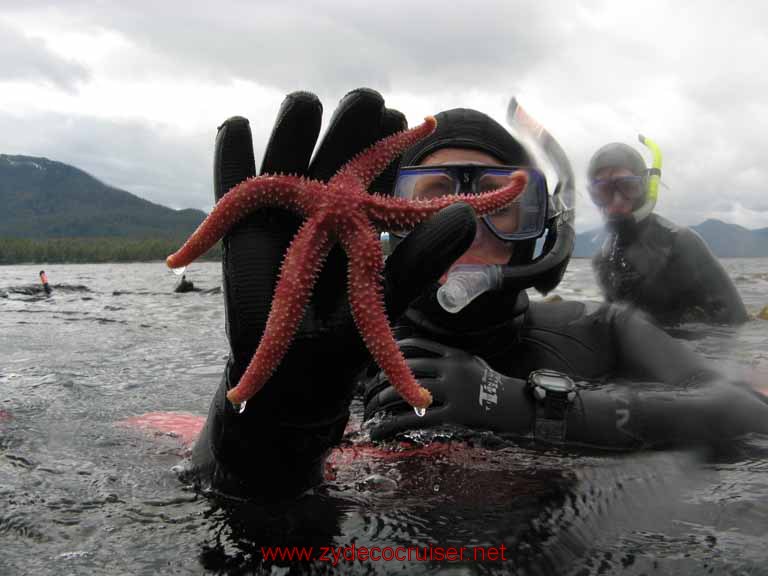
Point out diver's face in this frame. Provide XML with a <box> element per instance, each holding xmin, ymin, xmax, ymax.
<box><xmin>593</xmin><ymin>167</ymin><xmax>642</xmax><ymax>217</ymax></box>
<box><xmin>419</xmin><ymin>148</ymin><xmax>516</xmax><ymax>277</ymax></box>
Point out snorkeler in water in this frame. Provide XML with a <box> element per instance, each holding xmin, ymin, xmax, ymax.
<box><xmin>181</xmin><ymin>89</ymin><xmax>767</xmax><ymax>501</ymax></box>
<box><xmin>174</xmin><ymin>274</ymin><xmax>195</xmax><ymax>293</ymax></box>
<box><xmin>587</xmin><ymin>140</ymin><xmax>748</xmax><ymax>325</ymax></box>
<box><xmin>39</xmin><ymin>270</ymin><xmax>51</xmax><ymax>295</ymax></box>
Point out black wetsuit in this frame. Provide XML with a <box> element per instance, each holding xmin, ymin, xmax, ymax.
<box><xmin>188</xmin><ymin>293</ymin><xmax>768</xmax><ymax>500</ymax></box>
<box><xmin>592</xmin><ymin>214</ymin><xmax>748</xmax><ymax>324</ymax></box>
<box><xmin>398</xmin><ymin>295</ymin><xmax>700</xmax><ymax>383</ymax></box>
<box><xmin>362</xmin><ymin>295</ymin><xmax>768</xmax><ymax>444</ymax></box>
<box><xmin>174</xmin><ymin>276</ymin><xmax>195</xmax><ymax>293</ymax></box>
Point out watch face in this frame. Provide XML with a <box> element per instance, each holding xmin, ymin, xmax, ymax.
<box><xmin>534</xmin><ymin>373</ymin><xmax>573</xmax><ymax>392</ymax></box>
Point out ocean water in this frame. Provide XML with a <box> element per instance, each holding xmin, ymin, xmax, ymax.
<box><xmin>1</xmin><ymin>259</ymin><xmax>767</xmax><ymax>575</ymax></box>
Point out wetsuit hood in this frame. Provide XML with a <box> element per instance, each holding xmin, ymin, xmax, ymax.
<box><xmin>588</xmin><ymin>139</ymin><xmax>662</xmax><ymax>227</ymax></box>
<box><xmin>588</xmin><ymin>142</ymin><xmax>647</xmax><ymax>181</ymax></box>
<box><xmin>396</xmin><ymin>106</ymin><xmax>574</xmax><ymax>337</ymax></box>
<box><xmin>399</xmin><ymin>108</ymin><xmax>534</xmax><ymax>167</ymax></box>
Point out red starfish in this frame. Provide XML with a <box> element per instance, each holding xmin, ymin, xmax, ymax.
<box><xmin>167</xmin><ymin>117</ymin><xmax>527</xmax><ymax>409</ymax></box>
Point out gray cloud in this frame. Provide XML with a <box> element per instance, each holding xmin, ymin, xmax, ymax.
<box><xmin>1</xmin><ymin>0</ymin><xmax>767</xmax><ymax>232</ymax></box>
<box><xmin>1</xmin><ymin>0</ymin><xmax>556</xmax><ymax>93</ymax></box>
<box><xmin>0</xmin><ymin>21</ymin><xmax>89</xmax><ymax>92</ymax></box>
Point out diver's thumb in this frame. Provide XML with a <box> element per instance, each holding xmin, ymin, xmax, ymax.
<box><xmin>383</xmin><ymin>202</ymin><xmax>476</xmax><ymax>319</ymax></box>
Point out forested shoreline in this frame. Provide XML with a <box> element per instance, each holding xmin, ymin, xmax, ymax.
<box><xmin>0</xmin><ymin>237</ymin><xmax>220</xmax><ymax>264</ymax></box>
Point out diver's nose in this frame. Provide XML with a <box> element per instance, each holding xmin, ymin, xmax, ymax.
<box><xmin>604</xmin><ymin>191</ymin><xmax>633</xmax><ymax>216</ymax></box>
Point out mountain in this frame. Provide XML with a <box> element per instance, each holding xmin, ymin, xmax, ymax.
<box><xmin>2</xmin><ymin>154</ymin><xmax>765</xmax><ymax>258</ymax></box>
<box><xmin>690</xmin><ymin>219</ymin><xmax>768</xmax><ymax>257</ymax></box>
<box><xmin>574</xmin><ymin>219</ymin><xmax>768</xmax><ymax>258</ymax></box>
<box><xmin>0</xmin><ymin>154</ymin><xmax>206</xmax><ymax>238</ymax></box>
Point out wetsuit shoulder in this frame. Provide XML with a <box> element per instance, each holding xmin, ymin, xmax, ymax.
<box><xmin>524</xmin><ymin>298</ymin><xmax>592</xmax><ymax>326</ymax></box>
<box><xmin>513</xmin><ymin>299</ymin><xmax>619</xmax><ymax>379</ymax></box>
<box><xmin>667</xmin><ymin>223</ymin><xmax>748</xmax><ymax>323</ymax></box>
<box><xmin>649</xmin><ymin>213</ymin><xmax>679</xmax><ymax>234</ymax></box>
<box><xmin>673</xmin><ymin>224</ymin><xmax>712</xmax><ymax>255</ymax></box>
<box><xmin>520</xmin><ymin>298</ymin><xmax>713</xmax><ymax>383</ymax></box>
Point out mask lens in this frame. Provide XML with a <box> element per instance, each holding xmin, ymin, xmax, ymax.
<box><xmin>411</xmin><ymin>173</ymin><xmax>456</xmax><ymax>200</ymax></box>
<box><xmin>482</xmin><ymin>169</ymin><xmax>546</xmax><ymax>239</ymax></box>
<box><xmin>392</xmin><ymin>165</ymin><xmax>547</xmax><ymax>240</ymax></box>
<box><xmin>392</xmin><ymin>169</ymin><xmax>459</xmax><ymax>236</ymax></box>
<box><xmin>394</xmin><ymin>169</ymin><xmax>458</xmax><ymax>201</ymax></box>
<box><xmin>588</xmin><ymin>179</ymin><xmax>614</xmax><ymax>206</ymax></box>
<box><xmin>615</xmin><ymin>176</ymin><xmax>645</xmax><ymax>200</ymax></box>
<box><xmin>589</xmin><ymin>176</ymin><xmax>646</xmax><ymax>206</ymax></box>
<box><xmin>479</xmin><ymin>170</ymin><xmax>522</xmax><ymax>236</ymax></box>
<box><xmin>477</xmin><ymin>171</ymin><xmax>516</xmax><ymax>193</ymax></box>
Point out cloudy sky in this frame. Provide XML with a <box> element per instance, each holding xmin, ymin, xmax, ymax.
<box><xmin>1</xmin><ymin>0</ymin><xmax>767</xmax><ymax>232</ymax></box>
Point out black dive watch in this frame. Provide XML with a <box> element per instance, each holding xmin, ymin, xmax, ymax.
<box><xmin>527</xmin><ymin>369</ymin><xmax>576</xmax><ymax>442</ymax></box>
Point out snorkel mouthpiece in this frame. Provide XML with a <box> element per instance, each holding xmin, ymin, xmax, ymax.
<box><xmin>437</xmin><ymin>265</ymin><xmax>503</xmax><ymax>313</ymax></box>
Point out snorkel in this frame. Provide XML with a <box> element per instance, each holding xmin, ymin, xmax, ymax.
<box><xmin>631</xmin><ymin>134</ymin><xmax>663</xmax><ymax>223</ymax></box>
<box><xmin>437</xmin><ymin>99</ymin><xmax>576</xmax><ymax>313</ymax></box>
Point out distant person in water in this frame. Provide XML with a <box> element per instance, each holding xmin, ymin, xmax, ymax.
<box><xmin>39</xmin><ymin>270</ymin><xmax>51</xmax><ymax>295</ymax></box>
<box><xmin>587</xmin><ymin>139</ymin><xmax>748</xmax><ymax>325</ymax></box>
<box><xmin>174</xmin><ymin>274</ymin><xmax>194</xmax><ymax>293</ymax></box>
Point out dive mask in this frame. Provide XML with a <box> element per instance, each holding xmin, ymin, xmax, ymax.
<box><xmin>587</xmin><ymin>175</ymin><xmax>646</xmax><ymax>207</ymax></box>
<box><xmin>391</xmin><ymin>164</ymin><xmax>549</xmax><ymax>241</ymax></box>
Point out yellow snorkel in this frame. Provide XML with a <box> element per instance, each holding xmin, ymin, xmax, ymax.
<box><xmin>633</xmin><ymin>134</ymin><xmax>663</xmax><ymax>222</ymax></box>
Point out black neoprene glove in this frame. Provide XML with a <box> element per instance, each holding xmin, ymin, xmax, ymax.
<box><xmin>189</xmin><ymin>89</ymin><xmax>478</xmax><ymax>498</ymax></box>
<box><xmin>363</xmin><ymin>338</ymin><xmax>533</xmax><ymax>441</ymax></box>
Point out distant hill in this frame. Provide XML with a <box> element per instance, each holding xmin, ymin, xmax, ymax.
<box><xmin>691</xmin><ymin>219</ymin><xmax>768</xmax><ymax>257</ymax></box>
<box><xmin>0</xmin><ymin>154</ymin><xmax>206</xmax><ymax>238</ymax></box>
<box><xmin>574</xmin><ymin>219</ymin><xmax>768</xmax><ymax>258</ymax></box>
<box><xmin>2</xmin><ymin>153</ymin><xmax>765</xmax><ymax>260</ymax></box>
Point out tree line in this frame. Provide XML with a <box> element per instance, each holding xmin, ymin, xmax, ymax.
<box><xmin>0</xmin><ymin>237</ymin><xmax>221</xmax><ymax>264</ymax></box>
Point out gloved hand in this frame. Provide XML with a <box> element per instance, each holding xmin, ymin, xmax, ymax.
<box><xmin>190</xmin><ymin>89</ymin><xmax>478</xmax><ymax>497</ymax></box>
<box><xmin>363</xmin><ymin>338</ymin><xmax>532</xmax><ymax>441</ymax></box>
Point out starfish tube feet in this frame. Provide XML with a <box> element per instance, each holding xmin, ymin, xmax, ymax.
<box><xmin>168</xmin><ymin>116</ymin><xmax>527</xmax><ymax>413</ymax></box>
<box><xmin>341</xmin><ymin>217</ymin><xmax>434</xmax><ymax>409</ymax></box>
<box><xmin>166</xmin><ymin>175</ymin><xmax>311</xmax><ymax>270</ymax></box>
<box><xmin>225</xmin><ymin>219</ymin><xmax>333</xmax><ymax>405</ymax></box>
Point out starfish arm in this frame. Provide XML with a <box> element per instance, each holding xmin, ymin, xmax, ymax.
<box><xmin>339</xmin><ymin>218</ymin><xmax>433</xmax><ymax>409</ymax></box>
<box><xmin>331</xmin><ymin>116</ymin><xmax>437</xmax><ymax>190</ymax></box>
<box><xmin>226</xmin><ymin>217</ymin><xmax>334</xmax><ymax>405</ymax></box>
<box><xmin>166</xmin><ymin>175</ymin><xmax>316</xmax><ymax>269</ymax></box>
<box><xmin>365</xmin><ymin>170</ymin><xmax>529</xmax><ymax>230</ymax></box>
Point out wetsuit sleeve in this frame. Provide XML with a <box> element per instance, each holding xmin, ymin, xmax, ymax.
<box><xmin>565</xmin><ymin>377</ymin><xmax>768</xmax><ymax>450</ymax></box>
<box><xmin>610</xmin><ymin>304</ymin><xmax>714</xmax><ymax>384</ymax></box>
<box><xmin>362</xmin><ymin>337</ymin><xmax>768</xmax><ymax>450</ymax></box>
<box><xmin>672</xmin><ymin>228</ymin><xmax>749</xmax><ymax>324</ymax></box>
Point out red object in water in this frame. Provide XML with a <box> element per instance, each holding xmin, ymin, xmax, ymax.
<box><xmin>326</xmin><ymin>441</ymin><xmax>458</xmax><ymax>467</ymax></box>
<box><xmin>118</xmin><ymin>411</ymin><xmax>463</xmax><ymax>476</ymax></box>
<box><xmin>118</xmin><ymin>412</ymin><xmax>205</xmax><ymax>446</ymax></box>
